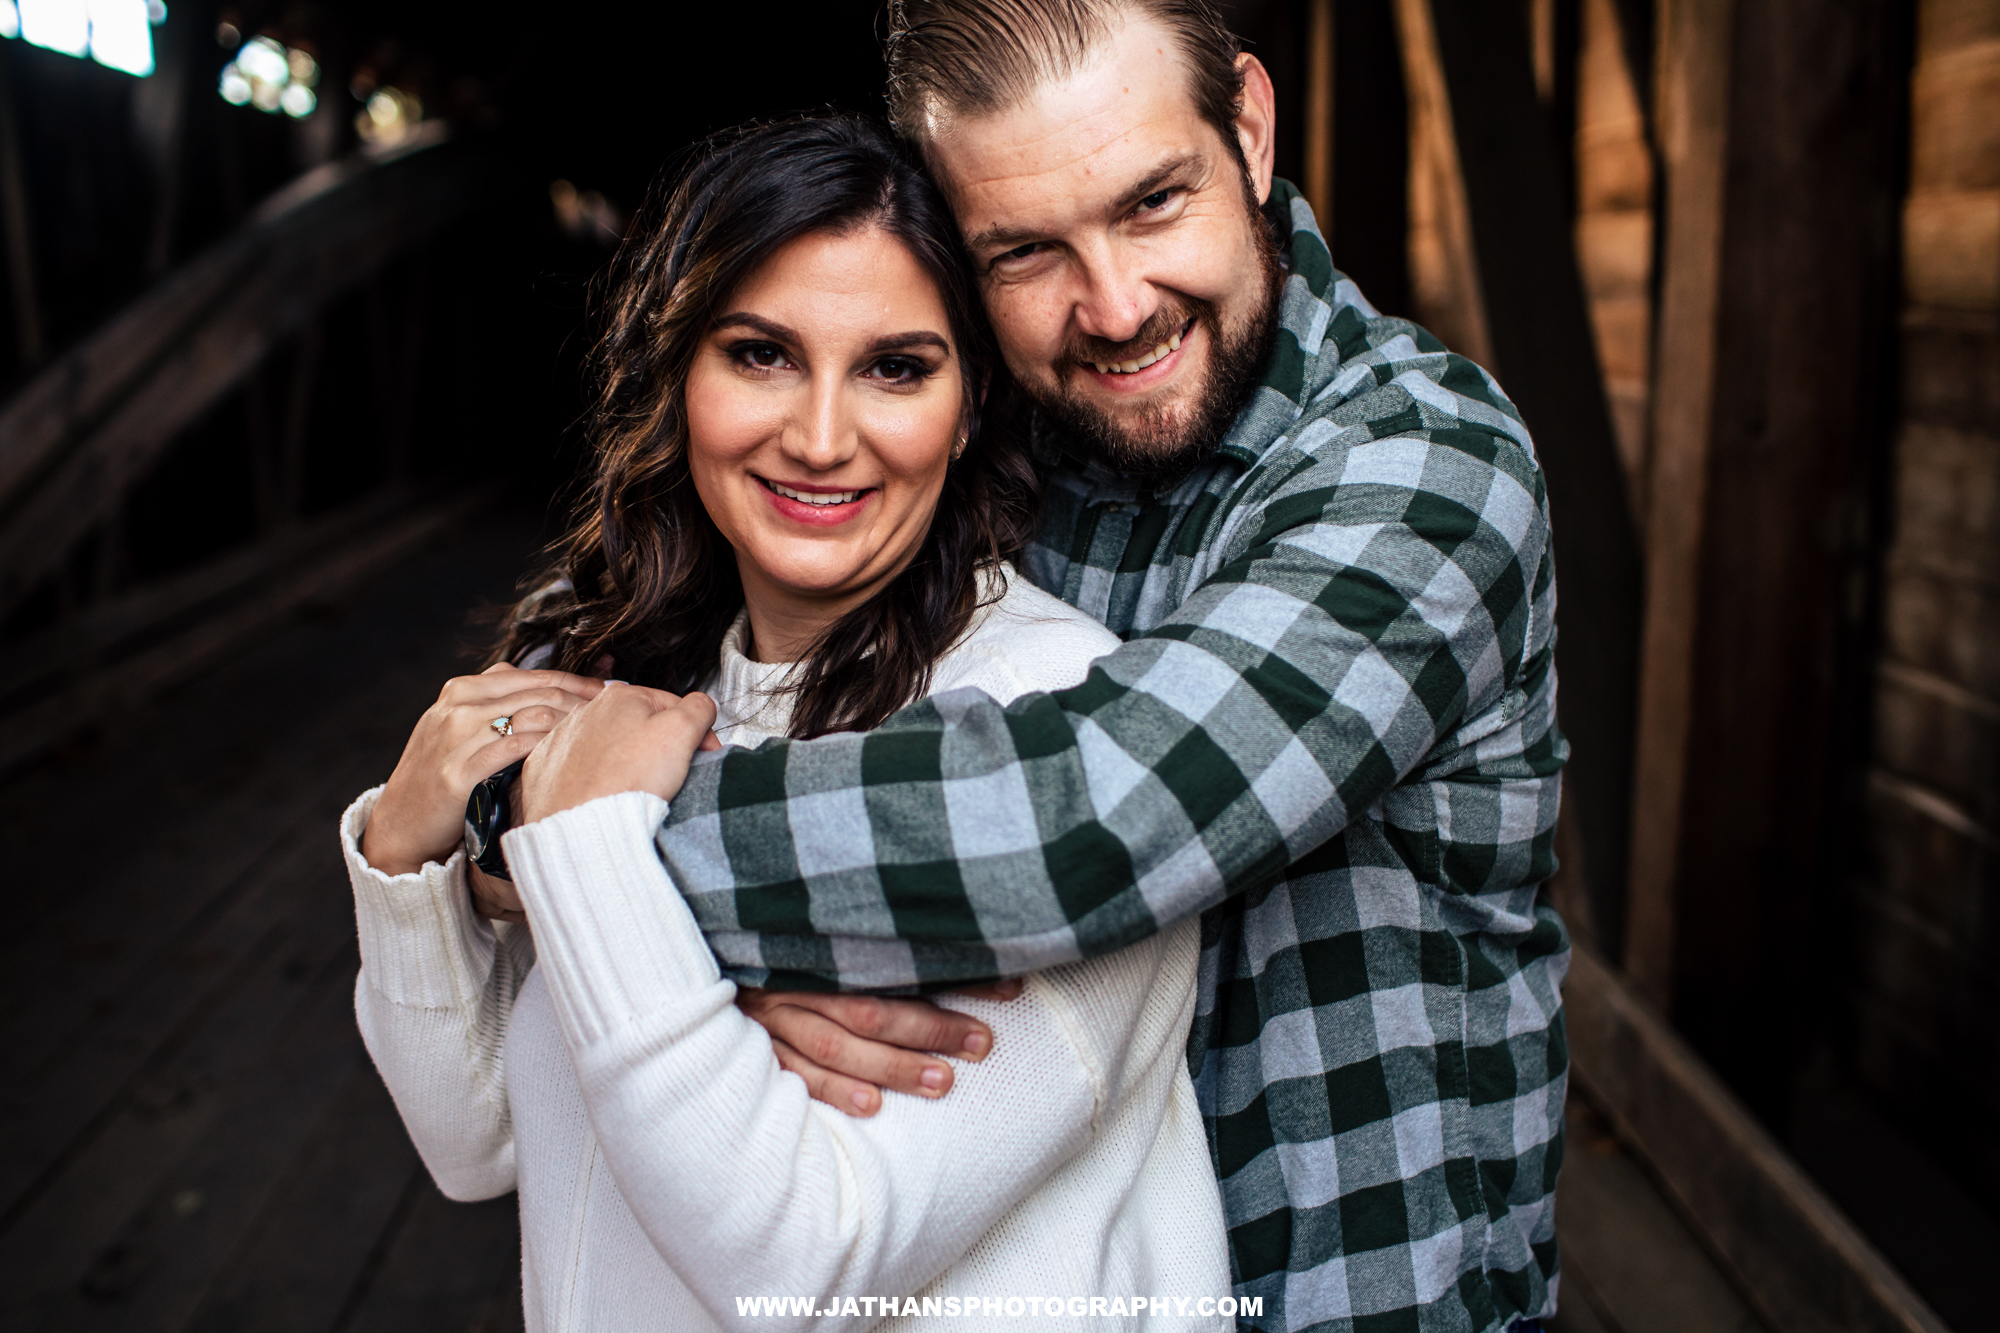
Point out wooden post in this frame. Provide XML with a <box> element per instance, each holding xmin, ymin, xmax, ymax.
<box><xmin>1425</xmin><ymin>0</ymin><xmax>1648</xmax><ymax>954</ymax></box>
<box><xmin>1304</xmin><ymin>0</ymin><xmax>1335</xmax><ymax>234</ymax></box>
<box><xmin>1394</xmin><ymin>0</ymin><xmax>1494</xmax><ymax>364</ymax></box>
<box><xmin>1329</xmin><ymin>0</ymin><xmax>1409</xmax><ymax>317</ymax></box>
<box><xmin>1624</xmin><ymin>0</ymin><xmax>1913</xmax><ymax>1116</ymax></box>
<box><xmin>0</xmin><ymin>43</ymin><xmax>43</xmax><ymax>368</ymax></box>
<box><xmin>1621</xmin><ymin>0</ymin><xmax>1734</xmax><ymax>1006</ymax></box>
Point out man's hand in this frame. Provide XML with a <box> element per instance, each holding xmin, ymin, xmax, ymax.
<box><xmin>739</xmin><ymin>981</ymin><xmax>1025</xmax><ymax>1116</ymax></box>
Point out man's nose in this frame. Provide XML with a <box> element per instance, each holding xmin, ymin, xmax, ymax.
<box><xmin>1070</xmin><ymin>241</ymin><xmax>1158</xmax><ymax>347</ymax></box>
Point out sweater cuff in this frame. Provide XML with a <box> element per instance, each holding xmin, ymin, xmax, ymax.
<box><xmin>342</xmin><ymin>786</ymin><xmax>496</xmax><ymax>1008</ymax></box>
<box><xmin>502</xmin><ymin>791</ymin><xmax>722</xmax><ymax>1047</ymax></box>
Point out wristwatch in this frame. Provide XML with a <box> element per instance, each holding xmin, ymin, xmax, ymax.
<box><xmin>462</xmin><ymin>759</ymin><xmax>524</xmax><ymax>881</ymax></box>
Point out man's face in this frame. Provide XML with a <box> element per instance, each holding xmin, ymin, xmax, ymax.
<box><xmin>927</xmin><ymin>18</ymin><xmax>1282</xmax><ymax>478</ymax></box>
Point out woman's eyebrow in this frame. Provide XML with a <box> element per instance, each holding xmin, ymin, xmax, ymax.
<box><xmin>865</xmin><ymin>331</ymin><xmax>950</xmax><ymax>355</ymax></box>
<box><xmin>712</xmin><ymin>312</ymin><xmax>797</xmax><ymax>341</ymax></box>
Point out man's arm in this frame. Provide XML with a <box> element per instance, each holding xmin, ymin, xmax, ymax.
<box><xmin>660</xmin><ymin>425</ymin><xmax>1553</xmax><ymax>991</ymax></box>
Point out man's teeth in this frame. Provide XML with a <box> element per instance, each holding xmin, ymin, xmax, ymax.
<box><xmin>1092</xmin><ymin>329</ymin><xmax>1183</xmax><ymax>375</ymax></box>
<box><xmin>768</xmin><ymin>481</ymin><xmax>861</xmax><ymax>506</ymax></box>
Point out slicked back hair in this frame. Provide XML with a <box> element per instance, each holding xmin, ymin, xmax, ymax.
<box><xmin>884</xmin><ymin>0</ymin><xmax>1247</xmax><ymax>166</ymax></box>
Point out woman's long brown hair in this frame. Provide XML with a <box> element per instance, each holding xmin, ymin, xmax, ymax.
<box><xmin>492</xmin><ymin>115</ymin><xmax>1042</xmax><ymax>738</ymax></box>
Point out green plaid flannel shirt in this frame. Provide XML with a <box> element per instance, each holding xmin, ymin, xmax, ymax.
<box><xmin>654</xmin><ymin>180</ymin><xmax>1569</xmax><ymax>1333</ymax></box>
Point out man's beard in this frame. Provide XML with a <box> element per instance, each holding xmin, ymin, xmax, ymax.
<box><xmin>1029</xmin><ymin>207</ymin><xmax>1284</xmax><ymax>490</ymax></box>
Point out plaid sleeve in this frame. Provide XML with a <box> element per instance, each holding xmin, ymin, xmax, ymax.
<box><xmin>655</xmin><ymin>422</ymin><xmax>1548</xmax><ymax>993</ymax></box>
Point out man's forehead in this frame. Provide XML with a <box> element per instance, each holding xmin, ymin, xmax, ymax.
<box><xmin>926</xmin><ymin>17</ymin><xmax>1211</xmax><ymax>221</ymax></box>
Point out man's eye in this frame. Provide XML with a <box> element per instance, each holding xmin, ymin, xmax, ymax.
<box><xmin>1138</xmin><ymin>189</ymin><xmax>1174</xmax><ymax>211</ymax></box>
<box><xmin>998</xmin><ymin>242</ymin><xmax>1042</xmax><ymax>263</ymax></box>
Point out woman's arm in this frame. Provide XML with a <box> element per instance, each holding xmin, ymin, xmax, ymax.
<box><xmin>345</xmin><ymin>787</ymin><xmax>534</xmax><ymax>1201</ymax></box>
<box><xmin>502</xmin><ymin>788</ymin><xmax>1187</xmax><ymax>1332</ymax></box>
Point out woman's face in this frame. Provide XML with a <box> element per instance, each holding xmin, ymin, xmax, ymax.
<box><xmin>685</xmin><ymin>225</ymin><xmax>965</xmax><ymax>654</ymax></box>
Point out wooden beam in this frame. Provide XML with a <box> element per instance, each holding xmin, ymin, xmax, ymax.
<box><xmin>1425</xmin><ymin>0</ymin><xmax>1647</xmax><ymax>954</ymax></box>
<box><xmin>1329</xmin><ymin>0</ymin><xmax>1410</xmax><ymax>317</ymax></box>
<box><xmin>1304</xmin><ymin>0</ymin><xmax>1335</xmax><ymax>232</ymax></box>
<box><xmin>1394</xmin><ymin>0</ymin><xmax>1494</xmax><ymax>364</ymax></box>
<box><xmin>0</xmin><ymin>130</ymin><xmax>498</xmax><ymax>617</ymax></box>
<box><xmin>1625</xmin><ymin>0</ymin><xmax>1913</xmax><ymax>1108</ymax></box>
<box><xmin>1567</xmin><ymin>944</ymin><xmax>1951</xmax><ymax>1333</ymax></box>
<box><xmin>1621</xmin><ymin>0</ymin><xmax>1734</xmax><ymax>1004</ymax></box>
<box><xmin>0</xmin><ymin>488</ymin><xmax>496</xmax><ymax>776</ymax></box>
<box><xmin>0</xmin><ymin>43</ymin><xmax>42</xmax><ymax>369</ymax></box>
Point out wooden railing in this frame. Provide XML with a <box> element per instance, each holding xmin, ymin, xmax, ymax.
<box><xmin>0</xmin><ymin>128</ymin><xmax>504</xmax><ymax>770</ymax></box>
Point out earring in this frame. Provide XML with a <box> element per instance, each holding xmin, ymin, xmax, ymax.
<box><xmin>952</xmin><ymin>434</ymin><xmax>968</xmax><ymax>461</ymax></box>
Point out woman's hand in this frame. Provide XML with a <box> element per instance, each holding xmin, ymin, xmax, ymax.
<box><xmin>515</xmin><ymin>682</ymin><xmax>720</xmax><ymax>828</ymax></box>
<box><xmin>361</xmin><ymin>663</ymin><xmax>605</xmax><ymax>876</ymax></box>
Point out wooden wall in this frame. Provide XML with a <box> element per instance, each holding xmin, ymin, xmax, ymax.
<box><xmin>1857</xmin><ymin>0</ymin><xmax>2000</xmax><ymax>1180</ymax></box>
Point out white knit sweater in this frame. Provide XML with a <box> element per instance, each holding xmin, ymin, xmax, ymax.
<box><xmin>346</xmin><ymin>567</ymin><xmax>1232</xmax><ymax>1331</ymax></box>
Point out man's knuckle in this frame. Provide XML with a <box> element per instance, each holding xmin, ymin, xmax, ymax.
<box><xmin>804</xmin><ymin>1030</ymin><xmax>845</xmax><ymax>1067</ymax></box>
<box><xmin>847</xmin><ymin>998</ymin><xmax>886</xmax><ymax>1038</ymax></box>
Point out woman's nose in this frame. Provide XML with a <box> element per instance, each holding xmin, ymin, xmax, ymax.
<box><xmin>781</xmin><ymin>387</ymin><xmax>858</xmax><ymax>471</ymax></box>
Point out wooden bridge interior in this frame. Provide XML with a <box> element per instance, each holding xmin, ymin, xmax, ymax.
<box><xmin>0</xmin><ymin>0</ymin><xmax>1994</xmax><ymax>1329</ymax></box>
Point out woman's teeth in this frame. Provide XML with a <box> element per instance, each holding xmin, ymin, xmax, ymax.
<box><xmin>766</xmin><ymin>480</ymin><xmax>862</xmax><ymax>506</ymax></box>
<box><xmin>1092</xmin><ymin>328</ymin><xmax>1184</xmax><ymax>376</ymax></box>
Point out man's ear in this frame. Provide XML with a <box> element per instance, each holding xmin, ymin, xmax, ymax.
<box><xmin>1234</xmin><ymin>53</ymin><xmax>1278</xmax><ymax>205</ymax></box>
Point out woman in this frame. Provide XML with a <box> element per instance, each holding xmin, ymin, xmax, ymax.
<box><xmin>342</xmin><ymin>116</ymin><xmax>1229</xmax><ymax>1331</ymax></box>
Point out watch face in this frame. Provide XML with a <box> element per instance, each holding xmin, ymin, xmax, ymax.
<box><xmin>463</xmin><ymin>760</ymin><xmax>525</xmax><ymax>880</ymax></box>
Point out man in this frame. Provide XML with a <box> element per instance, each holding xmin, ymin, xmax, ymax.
<box><xmin>670</xmin><ymin>2</ymin><xmax>1567</xmax><ymax>1328</ymax></box>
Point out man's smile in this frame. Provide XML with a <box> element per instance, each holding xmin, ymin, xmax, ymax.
<box><xmin>1077</xmin><ymin>319</ymin><xmax>1197</xmax><ymax>392</ymax></box>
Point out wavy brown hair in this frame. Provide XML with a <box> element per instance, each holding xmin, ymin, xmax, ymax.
<box><xmin>493</xmin><ymin>115</ymin><xmax>1042</xmax><ymax>738</ymax></box>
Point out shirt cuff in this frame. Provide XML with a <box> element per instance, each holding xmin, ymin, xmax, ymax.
<box><xmin>342</xmin><ymin>786</ymin><xmax>496</xmax><ymax>1008</ymax></box>
<box><xmin>502</xmin><ymin>790</ymin><xmax>723</xmax><ymax>1048</ymax></box>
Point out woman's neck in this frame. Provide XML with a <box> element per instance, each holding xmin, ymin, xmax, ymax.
<box><xmin>737</xmin><ymin>565</ymin><xmax>881</xmax><ymax>664</ymax></box>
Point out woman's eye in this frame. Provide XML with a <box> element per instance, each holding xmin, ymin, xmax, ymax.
<box><xmin>735</xmin><ymin>341</ymin><xmax>791</xmax><ymax>370</ymax></box>
<box><xmin>870</xmin><ymin>356</ymin><xmax>931</xmax><ymax>383</ymax></box>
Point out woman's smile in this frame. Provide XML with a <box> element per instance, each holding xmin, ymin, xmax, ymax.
<box><xmin>756</xmin><ymin>475</ymin><xmax>880</xmax><ymax>525</ymax></box>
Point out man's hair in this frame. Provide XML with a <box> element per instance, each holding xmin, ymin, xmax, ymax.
<box><xmin>885</xmin><ymin>0</ymin><xmax>1246</xmax><ymax>163</ymax></box>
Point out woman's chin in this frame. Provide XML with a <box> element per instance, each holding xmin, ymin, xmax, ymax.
<box><xmin>747</xmin><ymin>560</ymin><xmax>886</xmax><ymax>606</ymax></box>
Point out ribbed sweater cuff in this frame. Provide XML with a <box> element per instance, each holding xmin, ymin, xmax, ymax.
<box><xmin>503</xmin><ymin>791</ymin><xmax>722</xmax><ymax>1047</ymax></box>
<box><xmin>342</xmin><ymin>786</ymin><xmax>496</xmax><ymax>1008</ymax></box>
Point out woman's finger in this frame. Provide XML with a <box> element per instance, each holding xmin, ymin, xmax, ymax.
<box><xmin>450</xmin><ymin>728</ymin><xmax>546</xmax><ymax>790</ymax></box>
<box><xmin>445</xmin><ymin>667</ymin><xmax>606</xmax><ymax>705</ymax></box>
<box><xmin>768</xmin><ymin>1038</ymin><xmax>884</xmax><ymax>1118</ymax></box>
<box><xmin>443</xmin><ymin>687</ymin><xmax>592</xmax><ymax>749</ymax></box>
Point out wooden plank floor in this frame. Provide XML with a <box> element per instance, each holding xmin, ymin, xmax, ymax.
<box><xmin>0</xmin><ymin>506</ymin><xmax>1774</xmax><ymax>1333</ymax></box>
<box><xmin>0</xmin><ymin>510</ymin><xmax>539</xmax><ymax>1333</ymax></box>
<box><xmin>1549</xmin><ymin>1099</ymin><xmax>1769</xmax><ymax>1333</ymax></box>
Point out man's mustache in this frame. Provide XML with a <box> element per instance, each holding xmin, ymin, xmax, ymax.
<box><xmin>1061</xmin><ymin>302</ymin><xmax>1208</xmax><ymax>371</ymax></box>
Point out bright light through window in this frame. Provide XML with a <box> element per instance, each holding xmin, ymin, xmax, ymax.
<box><xmin>1</xmin><ymin>0</ymin><xmax>155</xmax><ymax>74</ymax></box>
<box><xmin>218</xmin><ymin>33</ymin><xmax>319</xmax><ymax>119</ymax></box>
<box><xmin>84</xmin><ymin>0</ymin><xmax>152</xmax><ymax>74</ymax></box>
<box><xmin>17</xmin><ymin>0</ymin><xmax>88</xmax><ymax>56</ymax></box>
